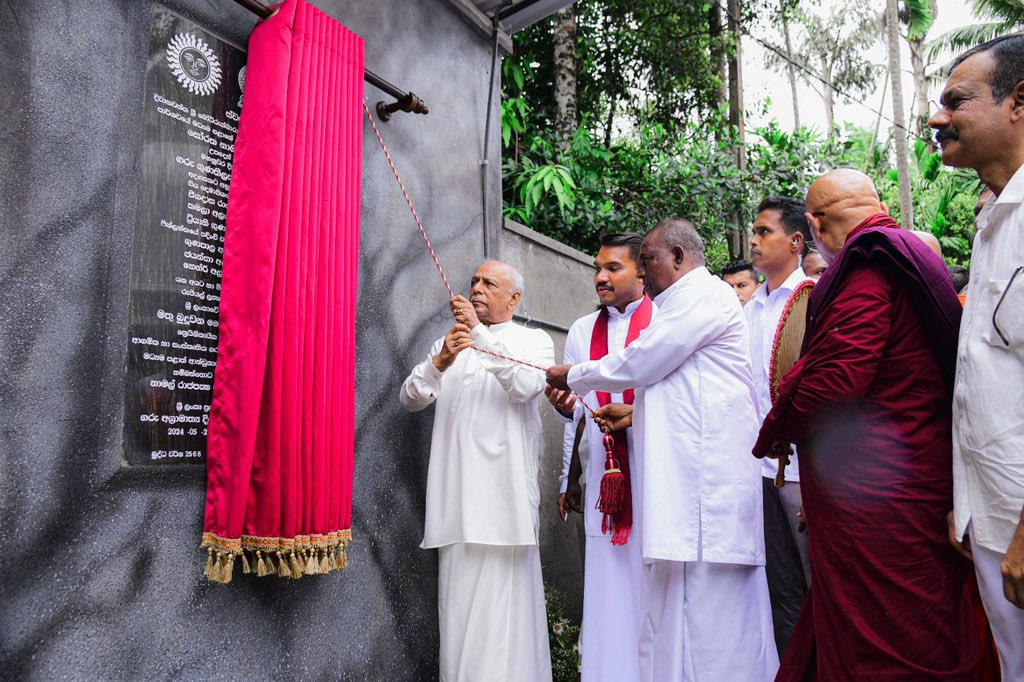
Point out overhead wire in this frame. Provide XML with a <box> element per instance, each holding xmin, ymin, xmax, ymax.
<box><xmin>716</xmin><ymin>0</ymin><xmax>937</xmax><ymax>145</ymax></box>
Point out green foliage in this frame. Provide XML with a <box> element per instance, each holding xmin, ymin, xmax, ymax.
<box><xmin>925</xmin><ymin>0</ymin><xmax>1024</xmax><ymax>61</ymax></box>
<box><xmin>503</xmin><ymin>99</ymin><xmax>980</xmax><ymax>268</ymax></box>
<box><xmin>500</xmin><ymin>0</ymin><xmax>980</xmax><ymax>269</ymax></box>
<box><xmin>544</xmin><ymin>586</ymin><xmax>581</xmax><ymax>682</ymax></box>
<box><xmin>900</xmin><ymin>0</ymin><xmax>935</xmax><ymax>41</ymax></box>
<box><xmin>505</xmin><ymin>0</ymin><xmax>731</xmax><ymax>139</ymax></box>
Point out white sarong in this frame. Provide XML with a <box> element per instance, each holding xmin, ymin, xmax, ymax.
<box><xmin>638</xmin><ymin>560</ymin><xmax>778</xmax><ymax>682</ymax></box>
<box><xmin>438</xmin><ymin>542</ymin><xmax>552</xmax><ymax>682</ymax></box>
<box><xmin>581</xmin><ymin>534</ymin><xmax>645</xmax><ymax>681</ymax></box>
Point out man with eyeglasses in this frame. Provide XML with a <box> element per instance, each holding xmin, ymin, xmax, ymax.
<box><xmin>752</xmin><ymin>169</ymin><xmax>979</xmax><ymax>680</ymax></box>
<box><xmin>930</xmin><ymin>34</ymin><xmax>1024</xmax><ymax>678</ymax></box>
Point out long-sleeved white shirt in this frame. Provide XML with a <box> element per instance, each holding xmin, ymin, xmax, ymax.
<box><xmin>568</xmin><ymin>266</ymin><xmax>765</xmax><ymax>565</ymax></box>
<box><xmin>400</xmin><ymin>321</ymin><xmax>555</xmax><ymax>549</ymax></box>
<box><xmin>744</xmin><ymin>266</ymin><xmax>811</xmax><ymax>482</ymax></box>
<box><xmin>556</xmin><ymin>297</ymin><xmax>651</xmax><ymax>537</ymax></box>
<box><xmin>953</xmin><ymin>163</ymin><xmax>1024</xmax><ymax>553</ymax></box>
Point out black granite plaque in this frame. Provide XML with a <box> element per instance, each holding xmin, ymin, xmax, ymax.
<box><xmin>123</xmin><ymin>7</ymin><xmax>246</xmax><ymax>466</ymax></box>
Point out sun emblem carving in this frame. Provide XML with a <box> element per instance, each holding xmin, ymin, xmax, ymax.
<box><xmin>166</xmin><ymin>33</ymin><xmax>222</xmax><ymax>96</ymax></box>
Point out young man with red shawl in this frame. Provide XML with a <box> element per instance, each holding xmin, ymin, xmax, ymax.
<box><xmin>752</xmin><ymin>169</ymin><xmax>980</xmax><ymax>680</ymax></box>
<box><xmin>545</xmin><ymin>232</ymin><xmax>651</xmax><ymax>682</ymax></box>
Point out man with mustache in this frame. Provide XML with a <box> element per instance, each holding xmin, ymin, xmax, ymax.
<box><xmin>545</xmin><ymin>232</ymin><xmax>651</xmax><ymax>682</ymax></box>
<box><xmin>753</xmin><ymin>169</ymin><xmax>979</xmax><ymax>680</ymax></box>
<box><xmin>930</xmin><ymin>34</ymin><xmax>1024</xmax><ymax>678</ymax></box>
<box><xmin>400</xmin><ymin>260</ymin><xmax>554</xmax><ymax>681</ymax></box>
<box><xmin>745</xmin><ymin>196</ymin><xmax>812</xmax><ymax>656</ymax></box>
<box><xmin>547</xmin><ymin>220</ymin><xmax>777</xmax><ymax>682</ymax></box>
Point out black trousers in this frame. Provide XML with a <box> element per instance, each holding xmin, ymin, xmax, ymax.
<box><xmin>762</xmin><ymin>476</ymin><xmax>809</xmax><ymax>657</ymax></box>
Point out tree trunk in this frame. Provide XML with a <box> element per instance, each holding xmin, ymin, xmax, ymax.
<box><xmin>726</xmin><ymin>0</ymin><xmax>749</xmax><ymax>260</ymax></box>
<box><xmin>552</xmin><ymin>4</ymin><xmax>578</xmax><ymax>148</ymax></box>
<box><xmin>886</xmin><ymin>0</ymin><xmax>914</xmax><ymax>229</ymax></box>
<box><xmin>604</xmin><ymin>98</ymin><xmax>615</xmax><ymax>148</ymax></box>
<box><xmin>780</xmin><ymin>0</ymin><xmax>801</xmax><ymax>131</ymax></box>
<box><xmin>709</xmin><ymin>3</ymin><xmax>728</xmax><ymax>114</ymax></box>
<box><xmin>908</xmin><ymin>36</ymin><xmax>931</xmax><ymax>145</ymax></box>
<box><xmin>869</xmin><ymin>63</ymin><xmax>890</xmax><ymax>157</ymax></box>
<box><xmin>822</xmin><ymin>57</ymin><xmax>835</xmax><ymax>138</ymax></box>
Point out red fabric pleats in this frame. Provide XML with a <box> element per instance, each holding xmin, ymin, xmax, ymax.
<box><xmin>201</xmin><ymin>0</ymin><xmax>363</xmax><ymax>583</ymax></box>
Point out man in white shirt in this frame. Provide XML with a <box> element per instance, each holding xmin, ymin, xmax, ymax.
<box><xmin>745</xmin><ymin>196</ymin><xmax>812</xmax><ymax>657</ymax></box>
<box><xmin>931</xmin><ymin>35</ymin><xmax>1024</xmax><ymax>679</ymax></box>
<box><xmin>399</xmin><ymin>261</ymin><xmax>554</xmax><ymax>682</ymax></box>
<box><xmin>547</xmin><ymin>220</ymin><xmax>778</xmax><ymax>682</ymax></box>
<box><xmin>545</xmin><ymin>232</ymin><xmax>650</xmax><ymax>682</ymax></box>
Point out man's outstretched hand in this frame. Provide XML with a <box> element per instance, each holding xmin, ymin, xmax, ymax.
<box><xmin>546</xmin><ymin>364</ymin><xmax>572</xmax><ymax>390</ymax></box>
<box><xmin>593</xmin><ymin>403</ymin><xmax>633</xmax><ymax>432</ymax></box>
<box><xmin>545</xmin><ymin>385</ymin><xmax>577</xmax><ymax>418</ymax></box>
<box><xmin>432</xmin><ymin>324</ymin><xmax>472</xmax><ymax>372</ymax></box>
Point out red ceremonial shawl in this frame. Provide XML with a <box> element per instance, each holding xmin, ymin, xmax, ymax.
<box><xmin>589</xmin><ymin>296</ymin><xmax>653</xmax><ymax>544</ymax></box>
<box><xmin>201</xmin><ymin>0</ymin><xmax>363</xmax><ymax>583</ymax></box>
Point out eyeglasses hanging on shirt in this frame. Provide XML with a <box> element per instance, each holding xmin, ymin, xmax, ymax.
<box><xmin>992</xmin><ymin>265</ymin><xmax>1024</xmax><ymax>346</ymax></box>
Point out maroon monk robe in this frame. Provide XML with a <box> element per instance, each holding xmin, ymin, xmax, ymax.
<box><xmin>754</xmin><ymin>215</ymin><xmax>979</xmax><ymax>681</ymax></box>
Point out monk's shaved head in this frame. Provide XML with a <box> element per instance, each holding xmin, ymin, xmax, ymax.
<box><xmin>806</xmin><ymin>169</ymin><xmax>882</xmax><ymax>218</ymax></box>
<box><xmin>910</xmin><ymin>230</ymin><xmax>943</xmax><ymax>257</ymax></box>
<box><xmin>805</xmin><ymin>169</ymin><xmax>889</xmax><ymax>263</ymax></box>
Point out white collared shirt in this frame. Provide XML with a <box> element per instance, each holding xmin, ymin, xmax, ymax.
<box><xmin>556</xmin><ymin>297</ymin><xmax>651</xmax><ymax>537</ymax></box>
<box><xmin>400</xmin><ymin>321</ymin><xmax>554</xmax><ymax>549</ymax></box>
<box><xmin>567</xmin><ymin>267</ymin><xmax>765</xmax><ymax>565</ymax></box>
<box><xmin>953</xmin><ymin>162</ymin><xmax>1024</xmax><ymax>553</ymax></box>
<box><xmin>745</xmin><ymin>267</ymin><xmax>812</xmax><ymax>482</ymax></box>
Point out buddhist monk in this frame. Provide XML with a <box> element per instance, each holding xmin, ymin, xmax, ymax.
<box><xmin>752</xmin><ymin>169</ymin><xmax>980</xmax><ymax>680</ymax></box>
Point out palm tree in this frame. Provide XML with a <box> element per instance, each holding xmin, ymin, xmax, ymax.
<box><xmin>887</xmin><ymin>0</ymin><xmax>915</xmax><ymax>228</ymax></box>
<box><xmin>926</xmin><ymin>0</ymin><xmax>1024</xmax><ymax>62</ymax></box>
<box><xmin>901</xmin><ymin>0</ymin><xmax>937</xmax><ymax>140</ymax></box>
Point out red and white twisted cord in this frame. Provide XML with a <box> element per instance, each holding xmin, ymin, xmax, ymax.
<box><xmin>364</xmin><ymin>103</ymin><xmax>595</xmax><ymax>416</ymax></box>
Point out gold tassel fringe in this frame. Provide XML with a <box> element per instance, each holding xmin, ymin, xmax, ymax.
<box><xmin>221</xmin><ymin>553</ymin><xmax>235</xmax><ymax>583</ymax></box>
<box><xmin>304</xmin><ymin>549</ymin><xmax>319</xmax><ymax>576</ymax></box>
<box><xmin>276</xmin><ymin>551</ymin><xmax>290</xmax><ymax>578</ymax></box>
<box><xmin>209</xmin><ymin>552</ymin><xmax>223</xmax><ymax>583</ymax></box>
<box><xmin>199</xmin><ymin>532</ymin><xmax>353</xmax><ymax>583</ymax></box>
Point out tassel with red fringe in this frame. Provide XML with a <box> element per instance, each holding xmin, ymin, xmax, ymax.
<box><xmin>596</xmin><ymin>433</ymin><xmax>624</xmax><ymax>517</ymax></box>
<box><xmin>610</xmin><ymin>525</ymin><xmax>631</xmax><ymax>546</ymax></box>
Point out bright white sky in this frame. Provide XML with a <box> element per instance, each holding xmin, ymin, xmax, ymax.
<box><xmin>743</xmin><ymin>0</ymin><xmax>976</xmax><ymax>137</ymax></box>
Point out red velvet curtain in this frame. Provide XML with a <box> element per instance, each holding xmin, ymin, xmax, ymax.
<box><xmin>201</xmin><ymin>0</ymin><xmax>363</xmax><ymax>583</ymax></box>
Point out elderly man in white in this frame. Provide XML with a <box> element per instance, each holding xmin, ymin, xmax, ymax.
<box><xmin>400</xmin><ymin>260</ymin><xmax>554</xmax><ymax>682</ymax></box>
<box><xmin>547</xmin><ymin>219</ymin><xmax>777</xmax><ymax>682</ymax></box>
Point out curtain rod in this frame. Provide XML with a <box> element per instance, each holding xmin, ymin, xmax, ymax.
<box><xmin>232</xmin><ymin>0</ymin><xmax>429</xmax><ymax>120</ymax></box>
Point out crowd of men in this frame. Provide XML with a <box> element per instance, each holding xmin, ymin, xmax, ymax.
<box><xmin>399</xmin><ymin>35</ymin><xmax>1024</xmax><ymax>681</ymax></box>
